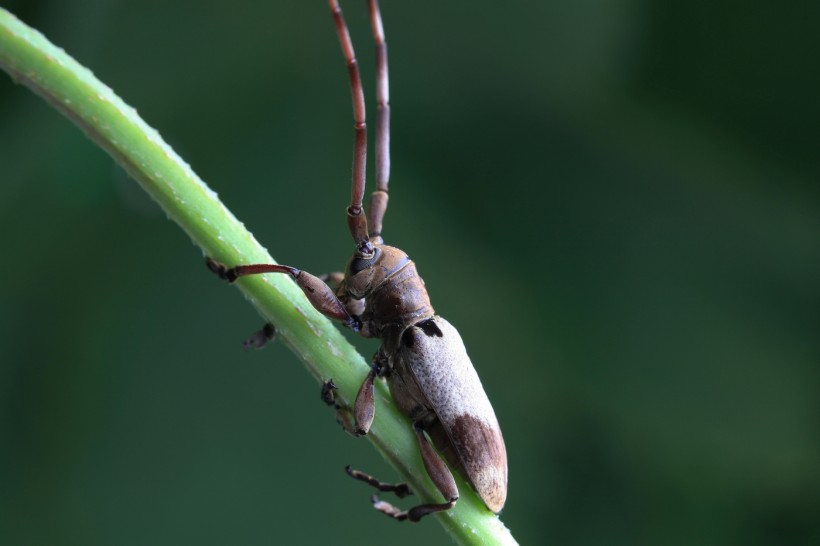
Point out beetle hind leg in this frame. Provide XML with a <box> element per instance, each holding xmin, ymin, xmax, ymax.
<box><xmin>345</xmin><ymin>465</ymin><xmax>412</xmax><ymax>498</ymax></box>
<box><xmin>371</xmin><ymin>496</ymin><xmax>456</xmax><ymax>523</ymax></box>
<box><xmin>385</xmin><ymin>421</ymin><xmax>459</xmax><ymax>522</ymax></box>
<box><xmin>351</xmin><ymin>421</ymin><xmax>459</xmax><ymax>522</ymax></box>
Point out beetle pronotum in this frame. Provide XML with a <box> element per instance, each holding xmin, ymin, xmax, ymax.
<box><xmin>207</xmin><ymin>0</ymin><xmax>507</xmax><ymax>522</ymax></box>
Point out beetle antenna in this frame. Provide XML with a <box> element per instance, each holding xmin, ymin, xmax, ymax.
<box><xmin>329</xmin><ymin>0</ymin><xmax>373</xmax><ymax>257</ymax></box>
<box><xmin>366</xmin><ymin>0</ymin><xmax>390</xmax><ymax>244</ymax></box>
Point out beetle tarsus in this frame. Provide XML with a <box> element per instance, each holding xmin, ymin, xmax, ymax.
<box><xmin>406</xmin><ymin>499</ymin><xmax>457</xmax><ymax>522</ymax></box>
<box><xmin>371</xmin><ymin>496</ymin><xmax>407</xmax><ymax>521</ymax></box>
<box><xmin>370</xmin><ymin>496</ymin><xmax>456</xmax><ymax>523</ymax></box>
<box><xmin>243</xmin><ymin>322</ymin><xmax>275</xmax><ymax>351</ymax></box>
<box><xmin>348</xmin><ymin>455</ymin><xmax>457</xmax><ymax>522</ymax></box>
<box><xmin>345</xmin><ymin>466</ymin><xmax>412</xmax><ymax>498</ymax></box>
<box><xmin>205</xmin><ymin>258</ymin><xmax>237</xmax><ymax>283</ymax></box>
<box><xmin>321</xmin><ymin>379</ymin><xmax>338</xmax><ymax>406</ymax></box>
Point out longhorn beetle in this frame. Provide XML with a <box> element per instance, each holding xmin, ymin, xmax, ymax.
<box><xmin>207</xmin><ymin>0</ymin><xmax>507</xmax><ymax>522</ymax></box>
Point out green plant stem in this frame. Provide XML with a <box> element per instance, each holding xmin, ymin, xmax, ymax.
<box><xmin>0</xmin><ymin>8</ymin><xmax>517</xmax><ymax>546</ymax></box>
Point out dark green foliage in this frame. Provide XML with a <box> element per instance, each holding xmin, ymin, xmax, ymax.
<box><xmin>1</xmin><ymin>1</ymin><xmax>817</xmax><ymax>545</ymax></box>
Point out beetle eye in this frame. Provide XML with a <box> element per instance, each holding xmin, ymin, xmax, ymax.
<box><xmin>349</xmin><ymin>247</ymin><xmax>380</xmax><ymax>275</ymax></box>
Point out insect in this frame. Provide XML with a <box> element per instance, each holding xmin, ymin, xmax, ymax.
<box><xmin>207</xmin><ymin>0</ymin><xmax>507</xmax><ymax>522</ymax></box>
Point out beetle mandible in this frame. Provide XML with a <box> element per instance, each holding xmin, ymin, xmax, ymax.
<box><xmin>207</xmin><ymin>0</ymin><xmax>507</xmax><ymax>522</ymax></box>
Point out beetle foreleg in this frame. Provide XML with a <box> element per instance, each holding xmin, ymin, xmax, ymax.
<box><xmin>206</xmin><ymin>258</ymin><xmax>362</xmax><ymax>332</ymax></box>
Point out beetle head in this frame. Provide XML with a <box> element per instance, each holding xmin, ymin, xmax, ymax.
<box><xmin>344</xmin><ymin>244</ymin><xmax>410</xmax><ymax>299</ymax></box>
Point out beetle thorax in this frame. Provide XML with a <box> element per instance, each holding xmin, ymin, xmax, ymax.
<box><xmin>344</xmin><ymin>244</ymin><xmax>434</xmax><ymax>333</ymax></box>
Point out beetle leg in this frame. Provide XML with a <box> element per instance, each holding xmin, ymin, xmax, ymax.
<box><xmin>323</xmin><ymin>272</ymin><xmax>369</xmax><ymax>334</ymax></box>
<box><xmin>206</xmin><ymin>258</ymin><xmax>362</xmax><ymax>332</ymax></box>
<box><xmin>322</xmin><ymin>378</ymin><xmax>369</xmax><ymax>437</ymax></box>
<box><xmin>371</xmin><ymin>421</ymin><xmax>458</xmax><ymax>522</ymax></box>
<box><xmin>345</xmin><ymin>465</ymin><xmax>412</xmax><ymax>498</ymax></box>
<box><xmin>371</xmin><ymin>495</ymin><xmax>458</xmax><ymax>523</ymax></box>
<box><xmin>242</xmin><ymin>322</ymin><xmax>275</xmax><ymax>351</ymax></box>
<box><xmin>352</xmin><ymin>367</ymin><xmax>376</xmax><ymax>435</ymax></box>
<box><xmin>352</xmin><ymin>354</ymin><xmax>389</xmax><ymax>435</ymax></box>
<box><xmin>323</xmin><ymin>354</ymin><xmax>386</xmax><ymax>437</ymax></box>
<box><xmin>320</xmin><ymin>379</ymin><xmax>338</xmax><ymax>406</ymax></box>
<box><xmin>334</xmin><ymin>409</ymin><xmax>361</xmax><ymax>437</ymax></box>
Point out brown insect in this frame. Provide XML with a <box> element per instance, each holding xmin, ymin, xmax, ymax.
<box><xmin>207</xmin><ymin>0</ymin><xmax>507</xmax><ymax>522</ymax></box>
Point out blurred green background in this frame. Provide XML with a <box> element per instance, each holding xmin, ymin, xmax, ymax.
<box><xmin>1</xmin><ymin>1</ymin><xmax>818</xmax><ymax>544</ymax></box>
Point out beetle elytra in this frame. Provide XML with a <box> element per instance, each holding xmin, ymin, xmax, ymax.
<box><xmin>207</xmin><ymin>0</ymin><xmax>507</xmax><ymax>522</ymax></box>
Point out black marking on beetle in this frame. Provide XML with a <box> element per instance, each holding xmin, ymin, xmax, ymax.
<box><xmin>402</xmin><ymin>319</ymin><xmax>443</xmax><ymax>349</ymax></box>
<box><xmin>417</xmin><ymin>318</ymin><xmax>443</xmax><ymax>338</ymax></box>
<box><xmin>263</xmin><ymin>322</ymin><xmax>275</xmax><ymax>339</ymax></box>
<box><xmin>401</xmin><ymin>328</ymin><xmax>415</xmax><ymax>348</ymax></box>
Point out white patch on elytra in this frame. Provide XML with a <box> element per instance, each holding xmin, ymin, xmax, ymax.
<box><xmin>399</xmin><ymin>317</ymin><xmax>498</xmax><ymax>430</ymax></box>
<box><xmin>398</xmin><ymin>316</ymin><xmax>507</xmax><ymax>511</ymax></box>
